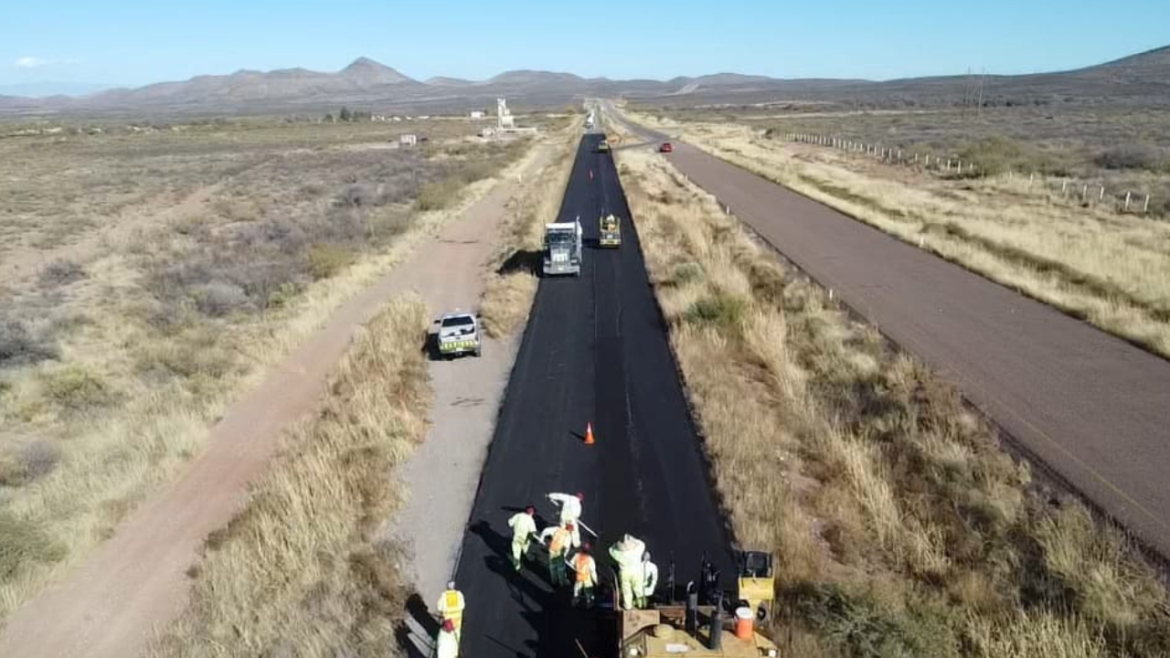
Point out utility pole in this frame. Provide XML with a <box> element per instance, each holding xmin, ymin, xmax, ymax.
<box><xmin>975</xmin><ymin>68</ymin><xmax>986</xmax><ymax>119</ymax></box>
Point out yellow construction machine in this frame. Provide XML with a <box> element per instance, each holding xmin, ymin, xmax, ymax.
<box><xmin>612</xmin><ymin>552</ymin><xmax>778</xmax><ymax>658</ymax></box>
<box><xmin>735</xmin><ymin>550</ymin><xmax>775</xmax><ymax>621</ymax></box>
<box><xmin>599</xmin><ymin>214</ymin><xmax>622</xmax><ymax>248</ymax></box>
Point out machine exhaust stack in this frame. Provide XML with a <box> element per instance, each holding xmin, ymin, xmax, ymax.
<box><xmin>709</xmin><ymin>592</ymin><xmax>723</xmax><ymax>651</ymax></box>
<box><xmin>685</xmin><ymin>583</ymin><xmax>698</xmax><ymax>635</ymax></box>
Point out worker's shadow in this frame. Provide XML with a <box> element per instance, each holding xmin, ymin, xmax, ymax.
<box><xmin>470</xmin><ymin>520</ymin><xmax>557</xmax><ymax>593</ymax></box>
<box><xmin>394</xmin><ymin>593</ymin><xmax>439</xmax><ymax>658</ymax></box>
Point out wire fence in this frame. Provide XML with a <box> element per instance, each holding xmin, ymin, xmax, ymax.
<box><xmin>779</xmin><ymin>132</ymin><xmax>1158</xmax><ymax>217</ymax></box>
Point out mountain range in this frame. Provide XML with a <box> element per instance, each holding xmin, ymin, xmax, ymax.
<box><xmin>2</xmin><ymin>46</ymin><xmax>1168</xmax><ymax>117</ymax></box>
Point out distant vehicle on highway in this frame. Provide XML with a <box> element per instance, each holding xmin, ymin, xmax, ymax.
<box><xmin>596</xmin><ymin>139</ymin><xmax>611</xmax><ymax>153</ymax></box>
<box><xmin>659</xmin><ymin>142</ymin><xmax>673</xmax><ymax>153</ymax></box>
<box><xmin>436</xmin><ymin>311</ymin><xmax>482</xmax><ymax>358</ymax></box>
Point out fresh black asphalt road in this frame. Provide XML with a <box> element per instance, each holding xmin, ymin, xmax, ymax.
<box><xmin>450</xmin><ymin>134</ymin><xmax>734</xmax><ymax>658</ymax></box>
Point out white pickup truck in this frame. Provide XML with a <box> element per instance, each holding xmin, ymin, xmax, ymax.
<box><xmin>436</xmin><ymin>311</ymin><xmax>482</xmax><ymax>358</ymax></box>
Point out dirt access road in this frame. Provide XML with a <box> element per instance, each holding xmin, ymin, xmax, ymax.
<box><xmin>0</xmin><ymin>142</ymin><xmax>555</xmax><ymax>658</ymax></box>
<box><xmin>609</xmin><ymin>103</ymin><xmax>1170</xmax><ymax>560</ymax></box>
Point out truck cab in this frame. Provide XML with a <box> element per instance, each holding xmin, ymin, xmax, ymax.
<box><xmin>543</xmin><ymin>220</ymin><xmax>583</xmax><ymax>276</ymax></box>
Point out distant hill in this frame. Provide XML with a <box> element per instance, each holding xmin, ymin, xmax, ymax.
<box><xmin>1</xmin><ymin>47</ymin><xmax>1167</xmax><ymax>117</ymax></box>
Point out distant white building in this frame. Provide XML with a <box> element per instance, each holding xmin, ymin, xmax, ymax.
<box><xmin>400</xmin><ymin>133</ymin><xmax>418</xmax><ymax>146</ymax></box>
<box><xmin>470</xmin><ymin>110</ymin><xmax>485</xmax><ymax>119</ymax></box>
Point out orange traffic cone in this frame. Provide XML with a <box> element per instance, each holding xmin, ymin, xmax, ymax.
<box><xmin>584</xmin><ymin>422</ymin><xmax>595</xmax><ymax>445</ymax></box>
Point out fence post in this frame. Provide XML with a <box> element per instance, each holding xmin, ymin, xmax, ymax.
<box><xmin>1061</xmin><ymin>180</ymin><xmax>1068</xmax><ymax>194</ymax></box>
<box><xmin>1144</xmin><ymin>194</ymin><xmax>1151</xmax><ymax>213</ymax></box>
<box><xmin>1099</xmin><ymin>186</ymin><xmax>1105</xmax><ymax>200</ymax></box>
<box><xmin>957</xmin><ymin>161</ymin><xmax>963</xmax><ymax>175</ymax></box>
<box><xmin>1029</xmin><ymin>173</ymin><xmax>1034</xmax><ymax>188</ymax></box>
<box><xmin>1125</xmin><ymin>192</ymin><xmax>1131</xmax><ymax>211</ymax></box>
<box><xmin>1081</xmin><ymin>184</ymin><xmax>1088</xmax><ymax>201</ymax></box>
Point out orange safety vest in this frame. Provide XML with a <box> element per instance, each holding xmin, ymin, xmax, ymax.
<box><xmin>574</xmin><ymin>554</ymin><xmax>595</xmax><ymax>584</ymax></box>
<box><xmin>550</xmin><ymin>528</ymin><xmax>572</xmax><ymax>555</ymax></box>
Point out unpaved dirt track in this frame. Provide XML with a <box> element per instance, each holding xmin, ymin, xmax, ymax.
<box><xmin>451</xmin><ymin>134</ymin><xmax>734</xmax><ymax>658</ymax></box>
<box><xmin>612</xmin><ymin>106</ymin><xmax>1170</xmax><ymax>559</ymax></box>
<box><xmin>0</xmin><ymin>148</ymin><xmax>550</xmax><ymax>658</ymax></box>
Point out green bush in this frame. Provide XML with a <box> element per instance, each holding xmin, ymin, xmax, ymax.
<box><xmin>39</xmin><ymin>364</ymin><xmax>117</xmax><ymax>412</ymax></box>
<box><xmin>415</xmin><ymin>178</ymin><xmax>464</xmax><ymax>211</ymax></box>
<box><xmin>0</xmin><ymin>511</ymin><xmax>66</xmax><ymax>583</ymax></box>
<box><xmin>686</xmin><ymin>292</ymin><xmax>747</xmax><ymax>331</ymax></box>
<box><xmin>958</xmin><ymin>136</ymin><xmax>1040</xmax><ymax>176</ymax></box>
<box><xmin>307</xmin><ymin>244</ymin><xmax>355</xmax><ymax>280</ymax></box>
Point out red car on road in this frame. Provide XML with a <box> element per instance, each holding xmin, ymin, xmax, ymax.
<box><xmin>659</xmin><ymin>142</ymin><xmax>673</xmax><ymax>153</ymax></box>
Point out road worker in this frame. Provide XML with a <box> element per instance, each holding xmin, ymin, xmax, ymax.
<box><xmin>435</xmin><ymin>618</ymin><xmax>460</xmax><ymax>658</ymax></box>
<box><xmin>539</xmin><ymin>522</ymin><xmax>579</xmax><ymax>587</ymax></box>
<box><xmin>547</xmin><ymin>492</ymin><xmax>584</xmax><ymax>544</ymax></box>
<box><xmin>436</xmin><ymin>580</ymin><xmax>465</xmax><ymax>634</ymax></box>
<box><xmin>609</xmin><ymin>534</ymin><xmax>647</xmax><ymax>611</ymax></box>
<box><xmin>507</xmin><ymin>505</ymin><xmax>538</xmax><ymax>571</ymax></box>
<box><xmin>639</xmin><ymin>551</ymin><xmax>659</xmax><ymax>608</ymax></box>
<box><xmin>567</xmin><ymin>543</ymin><xmax>598</xmax><ymax>608</ymax></box>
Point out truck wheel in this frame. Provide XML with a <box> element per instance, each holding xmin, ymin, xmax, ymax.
<box><xmin>475</xmin><ymin>346</ymin><xmax>482</xmax><ymax>357</ymax></box>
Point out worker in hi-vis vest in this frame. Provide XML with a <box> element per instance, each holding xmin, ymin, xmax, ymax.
<box><xmin>609</xmin><ymin>534</ymin><xmax>646</xmax><ymax>611</ymax></box>
<box><xmin>540</xmin><ymin>522</ymin><xmax>579</xmax><ymax>587</ymax></box>
<box><xmin>567</xmin><ymin>543</ymin><xmax>598</xmax><ymax>608</ymax></box>
<box><xmin>436</xmin><ymin>581</ymin><xmax>465</xmax><ymax>636</ymax></box>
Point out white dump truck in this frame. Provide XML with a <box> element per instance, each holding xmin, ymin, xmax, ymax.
<box><xmin>543</xmin><ymin>219</ymin><xmax>583</xmax><ymax>276</ymax></box>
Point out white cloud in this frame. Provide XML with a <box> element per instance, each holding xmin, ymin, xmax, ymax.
<box><xmin>15</xmin><ymin>56</ymin><xmax>49</xmax><ymax>69</ymax></box>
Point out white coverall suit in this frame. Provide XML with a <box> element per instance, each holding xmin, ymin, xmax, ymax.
<box><xmin>547</xmin><ymin>493</ymin><xmax>582</xmax><ymax>544</ymax></box>
<box><xmin>436</xmin><ymin>626</ymin><xmax>460</xmax><ymax>658</ymax></box>
<box><xmin>641</xmin><ymin>555</ymin><xmax>659</xmax><ymax>608</ymax></box>
<box><xmin>507</xmin><ymin>511</ymin><xmax>537</xmax><ymax>571</ymax></box>
<box><xmin>608</xmin><ymin>536</ymin><xmax>646</xmax><ymax>611</ymax></box>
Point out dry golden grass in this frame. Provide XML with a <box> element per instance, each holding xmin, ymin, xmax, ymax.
<box><xmin>614</xmin><ymin>142</ymin><xmax>1170</xmax><ymax>658</ymax></box>
<box><xmin>628</xmin><ymin>111</ymin><xmax>1170</xmax><ymax>359</ymax></box>
<box><xmin>0</xmin><ymin>120</ymin><xmax>540</xmax><ymax>621</ymax></box>
<box><xmin>149</xmin><ymin>294</ymin><xmax>431</xmax><ymax>657</ymax></box>
<box><xmin>479</xmin><ymin>121</ymin><xmax>580</xmax><ymax>338</ymax></box>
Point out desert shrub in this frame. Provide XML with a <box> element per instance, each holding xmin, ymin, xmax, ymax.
<box><xmin>18</xmin><ymin>440</ymin><xmax>61</xmax><ymax>481</ymax></box>
<box><xmin>39</xmin><ymin>364</ymin><xmax>118</xmax><ymax>412</ymax></box>
<box><xmin>0</xmin><ymin>320</ymin><xmax>57</xmax><ymax>368</ymax></box>
<box><xmin>307</xmin><ymin>244</ymin><xmax>355</xmax><ymax>280</ymax></box>
<box><xmin>958</xmin><ymin>136</ymin><xmax>1042</xmax><ymax>176</ymax></box>
<box><xmin>0</xmin><ymin>511</ymin><xmax>66</xmax><ymax>583</ymax></box>
<box><xmin>1095</xmin><ymin>145</ymin><xmax>1163</xmax><ymax>171</ymax></box>
<box><xmin>415</xmin><ymin>178</ymin><xmax>464</xmax><ymax>211</ymax></box>
<box><xmin>785</xmin><ymin>582</ymin><xmax>959</xmax><ymax>658</ymax></box>
<box><xmin>671</xmin><ymin>262</ymin><xmax>705</xmax><ymax>286</ymax></box>
<box><xmin>686</xmin><ymin>292</ymin><xmax>747</xmax><ymax>330</ymax></box>
<box><xmin>38</xmin><ymin>259</ymin><xmax>87</xmax><ymax>287</ymax></box>
<box><xmin>190</xmin><ymin>281</ymin><xmax>249</xmax><ymax>317</ymax></box>
<box><xmin>0</xmin><ymin>440</ymin><xmax>63</xmax><ymax>487</ymax></box>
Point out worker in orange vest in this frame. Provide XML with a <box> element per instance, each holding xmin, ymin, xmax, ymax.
<box><xmin>539</xmin><ymin>522</ymin><xmax>579</xmax><ymax>587</ymax></box>
<box><xmin>436</xmin><ymin>580</ymin><xmax>466</xmax><ymax>637</ymax></box>
<box><xmin>567</xmin><ymin>543</ymin><xmax>598</xmax><ymax>609</ymax></box>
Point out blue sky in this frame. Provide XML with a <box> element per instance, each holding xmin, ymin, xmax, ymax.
<box><xmin>2</xmin><ymin>0</ymin><xmax>1168</xmax><ymax>89</ymax></box>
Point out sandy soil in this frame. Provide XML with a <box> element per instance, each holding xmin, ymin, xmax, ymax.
<box><xmin>0</xmin><ymin>142</ymin><xmax>555</xmax><ymax>658</ymax></box>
